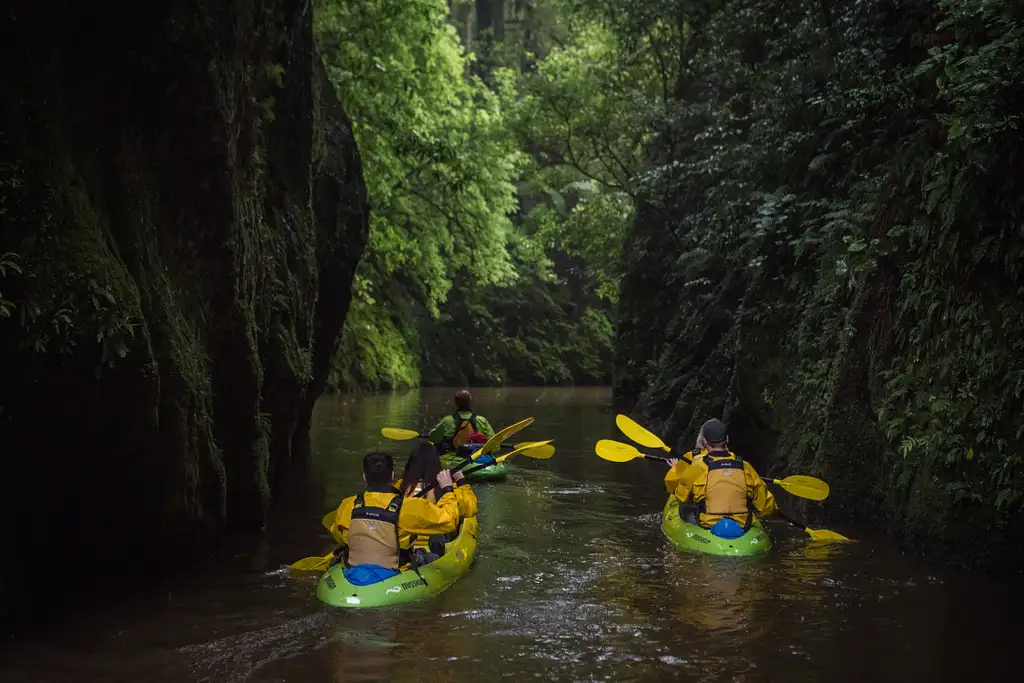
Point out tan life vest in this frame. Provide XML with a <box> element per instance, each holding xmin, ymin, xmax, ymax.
<box><xmin>346</xmin><ymin>490</ymin><xmax>404</xmax><ymax>569</ymax></box>
<box><xmin>451</xmin><ymin>412</ymin><xmax>480</xmax><ymax>448</ymax></box>
<box><xmin>701</xmin><ymin>455</ymin><xmax>750</xmax><ymax>521</ymax></box>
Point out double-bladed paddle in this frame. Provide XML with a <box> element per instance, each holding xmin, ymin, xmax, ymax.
<box><xmin>381</xmin><ymin>418</ymin><xmax>555</xmax><ymax>459</ymax></box>
<box><xmin>595</xmin><ymin>439</ymin><xmax>831</xmax><ymax>501</ymax></box>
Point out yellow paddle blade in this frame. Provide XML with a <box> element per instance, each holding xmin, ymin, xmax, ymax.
<box><xmin>321</xmin><ymin>510</ymin><xmax>336</xmax><ymax>531</ymax></box>
<box><xmin>290</xmin><ymin>552</ymin><xmax>333</xmax><ymax>572</ymax></box>
<box><xmin>805</xmin><ymin>527</ymin><xmax>853</xmax><ymax>542</ymax></box>
<box><xmin>595</xmin><ymin>439</ymin><xmax>644</xmax><ymax>462</ymax></box>
<box><xmin>502</xmin><ymin>439</ymin><xmax>553</xmax><ymax>461</ymax></box>
<box><xmin>478</xmin><ymin>417</ymin><xmax>535</xmax><ymax>456</ymax></box>
<box><xmin>775</xmin><ymin>475</ymin><xmax>830</xmax><ymax>501</ymax></box>
<box><xmin>513</xmin><ymin>441</ymin><xmax>555</xmax><ymax>459</ymax></box>
<box><xmin>615</xmin><ymin>414</ymin><xmax>671</xmax><ymax>452</ymax></box>
<box><xmin>381</xmin><ymin>427</ymin><xmax>421</xmax><ymax>441</ymax></box>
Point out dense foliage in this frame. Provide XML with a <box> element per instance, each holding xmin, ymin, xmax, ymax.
<box><xmin>599</xmin><ymin>0</ymin><xmax>1024</xmax><ymax>553</ymax></box>
<box><xmin>313</xmin><ymin>0</ymin><xmax>1024</xmax><ymax>549</ymax></box>
<box><xmin>316</xmin><ymin>0</ymin><xmax>624</xmax><ymax>389</ymax></box>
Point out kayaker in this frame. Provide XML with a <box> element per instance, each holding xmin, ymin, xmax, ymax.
<box><xmin>396</xmin><ymin>441</ymin><xmax>480</xmax><ymax>563</ymax></box>
<box><xmin>398</xmin><ymin>441</ymin><xmax>479</xmax><ymax>522</ymax></box>
<box><xmin>327</xmin><ymin>451</ymin><xmax>460</xmax><ymax>581</ymax></box>
<box><xmin>663</xmin><ymin>420</ymin><xmax>712</xmax><ymax>495</ymax></box>
<box><xmin>670</xmin><ymin>418</ymin><xmax>777</xmax><ymax>539</ymax></box>
<box><xmin>427</xmin><ymin>389</ymin><xmax>495</xmax><ymax>453</ymax></box>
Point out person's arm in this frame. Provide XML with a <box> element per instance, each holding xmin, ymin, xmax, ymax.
<box><xmin>664</xmin><ymin>461</ymin><xmax>686</xmax><ymax>493</ymax></box>
<box><xmin>400</xmin><ymin>473</ymin><xmax>460</xmax><ymax>535</ymax></box>
<box><xmin>673</xmin><ymin>461</ymin><xmax>705</xmax><ymax>503</ymax></box>
<box><xmin>664</xmin><ymin>450</ymin><xmax>701</xmax><ymax>492</ymax></box>
<box><xmin>427</xmin><ymin>415</ymin><xmax>454</xmax><ymax>446</ymax></box>
<box><xmin>452</xmin><ymin>471</ymin><xmax>478</xmax><ymax>518</ymax></box>
<box><xmin>475</xmin><ymin>416</ymin><xmax>495</xmax><ymax>438</ymax></box>
<box><xmin>745</xmin><ymin>463</ymin><xmax>778</xmax><ymax>518</ymax></box>
<box><xmin>330</xmin><ymin>496</ymin><xmax>356</xmax><ymax>546</ymax></box>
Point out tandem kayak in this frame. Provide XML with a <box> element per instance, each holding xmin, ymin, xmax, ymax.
<box><xmin>316</xmin><ymin>516</ymin><xmax>478</xmax><ymax>607</ymax></box>
<box><xmin>661</xmin><ymin>497</ymin><xmax>771</xmax><ymax>557</ymax></box>
<box><xmin>441</xmin><ymin>453</ymin><xmax>508</xmax><ymax>481</ymax></box>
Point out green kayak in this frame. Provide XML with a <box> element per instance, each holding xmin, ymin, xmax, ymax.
<box><xmin>441</xmin><ymin>453</ymin><xmax>508</xmax><ymax>481</ymax></box>
<box><xmin>316</xmin><ymin>516</ymin><xmax>478</xmax><ymax>607</ymax></box>
<box><xmin>661</xmin><ymin>497</ymin><xmax>771</xmax><ymax>556</ymax></box>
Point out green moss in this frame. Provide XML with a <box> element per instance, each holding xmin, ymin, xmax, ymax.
<box><xmin>330</xmin><ymin>297</ymin><xmax>422</xmax><ymax>391</ymax></box>
<box><xmin>7</xmin><ymin>162</ymin><xmax>140</xmax><ymax>360</ymax></box>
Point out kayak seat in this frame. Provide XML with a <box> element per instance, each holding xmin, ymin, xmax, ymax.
<box><xmin>709</xmin><ymin>518</ymin><xmax>746</xmax><ymax>539</ymax></box>
<box><xmin>679</xmin><ymin>504</ymin><xmax>699</xmax><ymax>525</ymax></box>
<box><xmin>343</xmin><ymin>564</ymin><xmax>400</xmax><ymax>586</ymax></box>
<box><xmin>412</xmin><ymin>547</ymin><xmax>442</xmax><ymax>566</ymax></box>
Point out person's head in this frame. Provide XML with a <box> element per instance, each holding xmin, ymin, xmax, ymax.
<box><xmin>699</xmin><ymin>418</ymin><xmax>729</xmax><ymax>451</ymax></box>
<box><xmin>362</xmin><ymin>451</ymin><xmax>394</xmax><ymax>488</ymax></box>
<box><xmin>400</xmin><ymin>440</ymin><xmax>443</xmax><ymax>497</ymax></box>
<box><xmin>454</xmin><ymin>389</ymin><xmax>473</xmax><ymax>412</ymax></box>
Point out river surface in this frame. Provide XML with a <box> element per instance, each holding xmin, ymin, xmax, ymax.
<box><xmin>2</xmin><ymin>387</ymin><xmax>1021</xmax><ymax>682</ymax></box>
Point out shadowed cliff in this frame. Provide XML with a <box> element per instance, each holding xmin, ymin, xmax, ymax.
<box><xmin>0</xmin><ymin>0</ymin><xmax>368</xmax><ymax>624</ymax></box>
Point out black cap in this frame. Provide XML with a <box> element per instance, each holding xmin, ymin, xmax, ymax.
<box><xmin>701</xmin><ymin>419</ymin><xmax>727</xmax><ymax>445</ymax></box>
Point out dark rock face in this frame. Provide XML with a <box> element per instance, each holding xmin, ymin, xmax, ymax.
<box><xmin>0</xmin><ymin>0</ymin><xmax>368</xmax><ymax>623</ymax></box>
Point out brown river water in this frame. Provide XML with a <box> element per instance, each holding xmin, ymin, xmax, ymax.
<box><xmin>1</xmin><ymin>387</ymin><xmax>1021</xmax><ymax>682</ymax></box>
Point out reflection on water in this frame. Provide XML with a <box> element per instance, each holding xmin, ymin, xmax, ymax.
<box><xmin>1</xmin><ymin>387</ymin><xmax>1022</xmax><ymax>683</ymax></box>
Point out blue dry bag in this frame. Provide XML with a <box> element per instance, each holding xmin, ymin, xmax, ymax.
<box><xmin>709</xmin><ymin>517</ymin><xmax>746</xmax><ymax>539</ymax></box>
<box><xmin>343</xmin><ymin>564</ymin><xmax>400</xmax><ymax>586</ymax></box>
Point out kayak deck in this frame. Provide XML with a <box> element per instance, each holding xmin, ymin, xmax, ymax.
<box><xmin>661</xmin><ymin>497</ymin><xmax>771</xmax><ymax>556</ymax></box>
<box><xmin>316</xmin><ymin>516</ymin><xmax>478</xmax><ymax>607</ymax></box>
<box><xmin>441</xmin><ymin>453</ymin><xmax>508</xmax><ymax>481</ymax></box>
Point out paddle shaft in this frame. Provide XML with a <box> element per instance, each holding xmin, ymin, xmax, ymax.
<box><xmin>628</xmin><ymin>450</ymin><xmax>692</xmax><ymax>465</ymax></box>
<box><xmin>776</xmin><ymin>509</ymin><xmax>812</xmax><ymax>533</ymax></box>
<box><xmin>414</xmin><ymin>458</ymin><xmax>490</xmax><ymax>499</ymax></box>
<box><xmin>634</xmin><ymin>452</ymin><xmax>810</xmax><ymax>490</ymax></box>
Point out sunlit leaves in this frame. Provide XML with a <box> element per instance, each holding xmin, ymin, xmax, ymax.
<box><xmin>317</xmin><ymin>0</ymin><xmax>523</xmax><ymax>317</ymax></box>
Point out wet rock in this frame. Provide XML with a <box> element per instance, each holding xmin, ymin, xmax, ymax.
<box><xmin>0</xmin><ymin>0</ymin><xmax>368</xmax><ymax>624</ymax></box>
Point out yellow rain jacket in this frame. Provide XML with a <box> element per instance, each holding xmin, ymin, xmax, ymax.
<box><xmin>330</xmin><ymin>486</ymin><xmax>460</xmax><ymax>567</ymax></box>
<box><xmin>396</xmin><ymin>478</ymin><xmax>479</xmax><ymax>519</ymax></box>
<box><xmin>395</xmin><ymin>478</ymin><xmax>477</xmax><ymax>549</ymax></box>
<box><xmin>663</xmin><ymin>448</ymin><xmax>708</xmax><ymax>494</ymax></box>
<box><xmin>673</xmin><ymin>451</ymin><xmax>777</xmax><ymax>528</ymax></box>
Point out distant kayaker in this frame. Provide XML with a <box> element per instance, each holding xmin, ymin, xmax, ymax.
<box><xmin>326</xmin><ymin>451</ymin><xmax>461</xmax><ymax>580</ymax></box>
<box><xmin>667</xmin><ymin>418</ymin><xmax>777</xmax><ymax>539</ymax></box>
<box><xmin>427</xmin><ymin>389</ymin><xmax>495</xmax><ymax>453</ymax></box>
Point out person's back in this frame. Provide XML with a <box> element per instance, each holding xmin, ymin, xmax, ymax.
<box><xmin>328</xmin><ymin>451</ymin><xmax>459</xmax><ymax>576</ymax></box>
<box><xmin>428</xmin><ymin>389</ymin><xmax>495</xmax><ymax>453</ymax></box>
<box><xmin>397</xmin><ymin>441</ymin><xmax>479</xmax><ymax>522</ymax></box>
<box><xmin>671</xmin><ymin>419</ymin><xmax>776</xmax><ymax>538</ymax></box>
